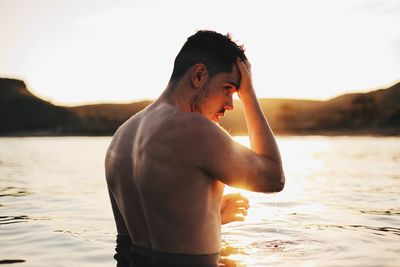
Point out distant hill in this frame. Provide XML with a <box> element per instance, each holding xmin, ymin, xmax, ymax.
<box><xmin>273</xmin><ymin>82</ymin><xmax>400</xmax><ymax>135</ymax></box>
<box><xmin>1</xmin><ymin>77</ymin><xmax>399</xmax><ymax>136</ymax></box>
<box><xmin>69</xmin><ymin>101</ymin><xmax>152</xmax><ymax>134</ymax></box>
<box><xmin>0</xmin><ymin>78</ymin><xmax>77</xmax><ymax>134</ymax></box>
<box><xmin>223</xmin><ymin>82</ymin><xmax>400</xmax><ymax>135</ymax></box>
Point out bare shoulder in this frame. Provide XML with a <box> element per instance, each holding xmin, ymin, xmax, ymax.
<box><xmin>145</xmin><ymin>104</ymin><xmax>225</xmax><ymax>139</ymax></box>
<box><xmin>163</xmin><ymin>109</ymin><xmax>231</xmax><ymax>146</ymax></box>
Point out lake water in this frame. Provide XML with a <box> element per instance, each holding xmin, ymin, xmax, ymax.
<box><xmin>0</xmin><ymin>136</ymin><xmax>399</xmax><ymax>266</ymax></box>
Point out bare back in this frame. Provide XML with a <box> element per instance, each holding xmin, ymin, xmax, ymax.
<box><xmin>105</xmin><ymin>102</ymin><xmax>224</xmax><ymax>254</ymax></box>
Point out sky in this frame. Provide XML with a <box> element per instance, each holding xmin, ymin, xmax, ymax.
<box><xmin>0</xmin><ymin>0</ymin><xmax>399</xmax><ymax>106</ymax></box>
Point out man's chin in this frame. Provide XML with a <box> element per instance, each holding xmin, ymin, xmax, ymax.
<box><xmin>215</xmin><ymin>115</ymin><xmax>223</xmax><ymax>123</ymax></box>
<box><xmin>210</xmin><ymin>116</ymin><xmax>220</xmax><ymax>123</ymax></box>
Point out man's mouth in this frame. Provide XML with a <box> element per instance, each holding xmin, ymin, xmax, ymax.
<box><xmin>217</xmin><ymin>109</ymin><xmax>226</xmax><ymax>117</ymax></box>
<box><xmin>214</xmin><ymin>111</ymin><xmax>225</xmax><ymax>122</ymax></box>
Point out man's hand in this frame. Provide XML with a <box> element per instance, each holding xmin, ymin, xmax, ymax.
<box><xmin>236</xmin><ymin>58</ymin><xmax>255</xmax><ymax>101</ymax></box>
<box><xmin>221</xmin><ymin>193</ymin><xmax>250</xmax><ymax>225</ymax></box>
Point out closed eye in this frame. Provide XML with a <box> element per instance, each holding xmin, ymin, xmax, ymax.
<box><xmin>223</xmin><ymin>86</ymin><xmax>232</xmax><ymax>95</ymax></box>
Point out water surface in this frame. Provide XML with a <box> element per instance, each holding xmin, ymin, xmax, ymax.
<box><xmin>0</xmin><ymin>136</ymin><xmax>399</xmax><ymax>266</ymax></box>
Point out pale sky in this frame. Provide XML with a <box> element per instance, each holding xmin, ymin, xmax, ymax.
<box><xmin>1</xmin><ymin>0</ymin><xmax>399</xmax><ymax>106</ymax></box>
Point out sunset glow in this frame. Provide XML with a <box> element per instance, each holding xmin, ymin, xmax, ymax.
<box><xmin>1</xmin><ymin>0</ymin><xmax>399</xmax><ymax>105</ymax></box>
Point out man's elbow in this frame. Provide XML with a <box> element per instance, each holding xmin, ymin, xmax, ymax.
<box><xmin>273</xmin><ymin>173</ymin><xmax>285</xmax><ymax>192</ymax></box>
<box><xmin>269</xmin><ymin>169</ymin><xmax>285</xmax><ymax>192</ymax></box>
<box><xmin>261</xmin><ymin>166</ymin><xmax>285</xmax><ymax>193</ymax></box>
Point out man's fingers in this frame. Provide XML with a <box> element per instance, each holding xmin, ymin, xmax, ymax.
<box><xmin>223</xmin><ymin>194</ymin><xmax>250</xmax><ymax>211</ymax></box>
<box><xmin>236</xmin><ymin>58</ymin><xmax>249</xmax><ymax>75</ymax></box>
<box><xmin>243</xmin><ymin>59</ymin><xmax>251</xmax><ymax>71</ymax></box>
<box><xmin>237</xmin><ymin>195</ymin><xmax>249</xmax><ymax>204</ymax></box>
<box><xmin>234</xmin><ymin>197</ymin><xmax>250</xmax><ymax>207</ymax></box>
<box><xmin>232</xmin><ymin>199</ymin><xmax>249</xmax><ymax>209</ymax></box>
<box><xmin>237</xmin><ymin>201</ymin><xmax>250</xmax><ymax>210</ymax></box>
<box><xmin>237</xmin><ymin>207</ymin><xmax>248</xmax><ymax>216</ymax></box>
<box><xmin>237</xmin><ymin>58</ymin><xmax>251</xmax><ymax>73</ymax></box>
<box><xmin>226</xmin><ymin>192</ymin><xmax>249</xmax><ymax>203</ymax></box>
<box><xmin>234</xmin><ymin>215</ymin><xmax>245</xmax><ymax>221</ymax></box>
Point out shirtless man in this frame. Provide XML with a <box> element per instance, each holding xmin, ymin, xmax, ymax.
<box><xmin>105</xmin><ymin>30</ymin><xmax>285</xmax><ymax>266</ymax></box>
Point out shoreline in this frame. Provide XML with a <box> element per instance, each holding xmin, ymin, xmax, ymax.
<box><xmin>1</xmin><ymin>129</ymin><xmax>399</xmax><ymax>138</ymax></box>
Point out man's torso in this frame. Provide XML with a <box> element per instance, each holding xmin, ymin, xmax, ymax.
<box><xmin>105</xmin><ymin>102</ymin><xmax>224</xmax><ymax>254</ymax></box>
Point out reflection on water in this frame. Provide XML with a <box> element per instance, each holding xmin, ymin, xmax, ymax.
<box><xmin>0</xmin><ymin>136</ymin><xmax>399</xmax><ymax>266</ymax></box>
<box><xmin>220</xmin><ymin>136</ymin><xmax>400</xmax><ymax>266</ymax></box>
<box><xmin>0</xmin><ymin>260</ymin><xmax>26</xmax><ymax>264</ymax></box>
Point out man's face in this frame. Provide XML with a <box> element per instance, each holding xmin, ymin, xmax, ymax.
<box><xmin>191</xmin><ymin>64</ymin><xmax>240</xmax><ymax>123</ymax></box>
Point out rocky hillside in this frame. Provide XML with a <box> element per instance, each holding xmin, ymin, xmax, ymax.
<box><xmin>1</xmin><ymin>77</ymin><xmax>399</xmax><ymax>135</ymax></box>
<box><xmin>0</xmin><ymin>78</ymin><xmax>77</xmax><ymax>134</ymax></box>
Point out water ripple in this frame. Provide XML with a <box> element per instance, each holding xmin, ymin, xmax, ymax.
<box><xmin>249</xmin><ymin>238</ymin><xmax>341</xmax><ymax>258</ymax></box>
<box><xmin>309</xmin><ymin>223</ymin><xmax>400</xmax><ymax>237</ymax></box>
<box><xmin>0</xmin><ymin>187</ymin><xmax>31</xmax><ymax>197</ymax></box>
<box><xmin>0</xmin><ymin>259</ymin><xmax>26</xmax><ymax>264</ymax></box>
<box><xmin>349</xmin><ymin>225</ymin><xmax>400</xmax><ymax>237</ymax></box>
<box><xmin>0</xmin><ymin>215</ymin><xmax>52</xmax><ymax>226</ymax></box>
<box><xmin>360</xmin><ymin>209</ymin><xmax>400</xmax><ymax>215</ymax></box>
<box><xmin>0</xmin><ymin>215</ymin><xmax>29</xmax><ymax>225</ymax></box>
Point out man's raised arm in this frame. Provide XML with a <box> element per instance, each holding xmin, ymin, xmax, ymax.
<box><xmin>236</xmin><ymin>58</ymin><xmax>285</xmax><ymax>191</ymax></box>
<box><xmin>186</xmin><ymin>59</ymin><xmax>285</xmax><ymax>193</ymax></box>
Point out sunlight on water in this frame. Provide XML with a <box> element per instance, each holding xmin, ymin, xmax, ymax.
<box><xmin>0</xmin><ymin>136</ymin><xmax>399</xmax><ymax>266</ymax></box>
<box><xmin>222</xmin><ymin>136</ymin><xmax>400</xmax><ymax>266</ymax></box>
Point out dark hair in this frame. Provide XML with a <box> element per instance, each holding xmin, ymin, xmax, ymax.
<box><xmin>169</xmin><ymin>30</ymin><xmax>247</xmax><ymax>84</ymax></box>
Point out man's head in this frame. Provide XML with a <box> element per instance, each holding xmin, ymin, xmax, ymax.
<box><xmin>169</xmin><ymin>30</ymin><xmax>247</xmax><ymax>85</ymax></box>
<box><xmin>169</xmin><ymin>30</ymin><xmax>247</xmax><ymax>122</ymax></box>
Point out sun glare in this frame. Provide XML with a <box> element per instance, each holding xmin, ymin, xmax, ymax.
<box><xmin>1</xmin><ymin>0</ymin><xmax>399</xmax><ymax>105</ymax></box>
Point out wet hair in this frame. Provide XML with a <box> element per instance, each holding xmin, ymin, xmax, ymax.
<box><xmin>169</xmin><ymin>30</ymin><xmax>247</xmax><ymax>85</ymax></box>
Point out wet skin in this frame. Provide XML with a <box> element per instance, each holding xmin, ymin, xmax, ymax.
<box><xmin>105</xmin><ymin>58</ymin><xmax>284</xmax><ymax>255</ymax></box>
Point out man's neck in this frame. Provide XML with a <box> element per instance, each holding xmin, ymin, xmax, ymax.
<box><xmin>158</xmin><ymin>81</ymin><xmax>192</xmax><ymax>113</ymax></box>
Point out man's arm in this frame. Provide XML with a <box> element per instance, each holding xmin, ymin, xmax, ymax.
<box><xmin>237</xmin><ymin>59</ymin><xmax>282</xmax><ymax>165</ymax></box>
<box><xmin>181</xmin><ymin>59</ymin><xmax>285</xmax><ymax>193</ymax></box>
<box><xmin>236</xmin><ymin>58</ymin><xmax>285</xmax><ymax>192</ymax></box>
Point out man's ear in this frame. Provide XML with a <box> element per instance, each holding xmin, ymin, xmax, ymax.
<box><xmin>190</xmin><ymin>64</ymin><xmax>208</xmax><ymax>89</ymax></box>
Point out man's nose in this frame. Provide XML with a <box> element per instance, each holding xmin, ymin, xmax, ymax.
<box><xmin>224</xmin><ymin>97</ymin><xmax>234</xmax><ymax>111</ymax></box>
